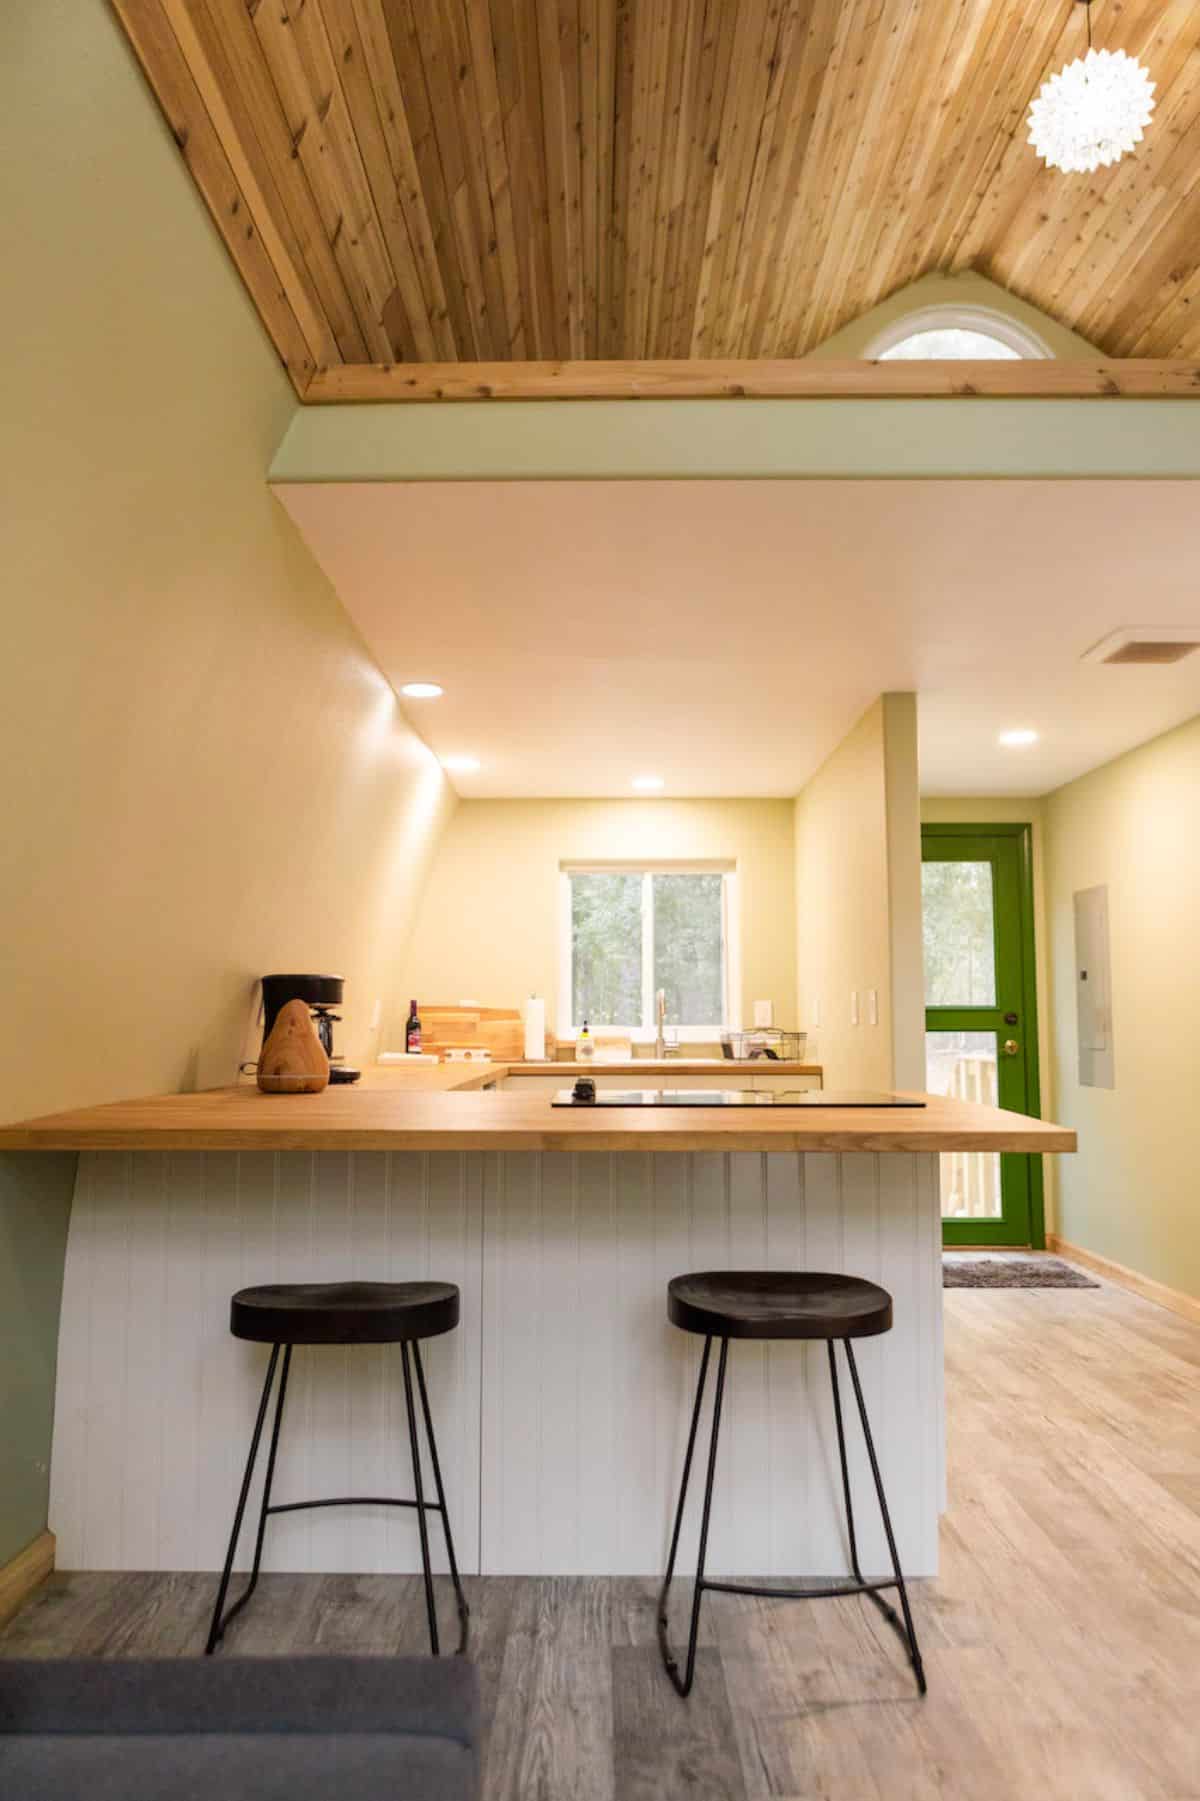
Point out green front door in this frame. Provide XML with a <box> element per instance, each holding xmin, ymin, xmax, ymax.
<box><xmin>921</xmin><ymin>824</ymin><xmax>1044</xmax><ymax>1247</ymax></box>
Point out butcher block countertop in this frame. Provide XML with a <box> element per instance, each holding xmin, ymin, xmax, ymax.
<box><xmin>0</xmin><ymin>1069</ymin><xmax>1076</xmax><ymax>1154</ymax></box>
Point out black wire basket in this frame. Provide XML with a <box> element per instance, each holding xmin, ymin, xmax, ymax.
<box><xmin>719</xmin><ymin>1030</ymin><xmax>808</xmax><ymax>1062</ymax></box>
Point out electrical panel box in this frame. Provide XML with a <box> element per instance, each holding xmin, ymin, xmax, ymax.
<box><xmin>1074</xmin><ymin>885</ymin><xmax>1115</xmax><ymax>1089</ymax></box>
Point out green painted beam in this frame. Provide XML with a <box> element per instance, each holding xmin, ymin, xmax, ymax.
<box><xmin>271</xmin><ymin>397</ymin><xmax>1200</xmax><ymax>485</ymax></box>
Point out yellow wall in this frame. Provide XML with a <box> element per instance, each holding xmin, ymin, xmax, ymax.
<box><xmin>400</xmin><ymin>799</ymin><xmax>797</xmax><ymax>1044</ymax></box>
<box><xmin>1044</xmin><ymin>715</ymin><xmax>1200</xmax><ymax>1300</ymax></box>
<box><xmin>2</xmin><ymin>0</ymin><xmax>455</xmax><ymax>1124</ymax></box>
<box><xmin>794</xmin><ymin>696</ymin><xmax>923</xmax><ymax>1088</ymax></box>
<box><xmin>0</xmin><ymin>0</ymin><xmax>454</xmax><ymax>1566</ymax></box>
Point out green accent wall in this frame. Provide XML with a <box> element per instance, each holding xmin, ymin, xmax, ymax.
<box><xmin>0</xmin><ymin>1157</ymin><xmax>75</xmax><ymax>1566</ymax></box>
<box><xmin>272</xmin><ymin>396</ymin><xmax>1200</xmax><ymax>486</ymax></box>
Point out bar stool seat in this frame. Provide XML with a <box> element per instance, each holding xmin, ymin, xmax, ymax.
<box><xmin>207</xmin><ymin>1280</ymin><xmax>468</xmax><ymax>1662</ymax></box>
<box><xmin>658</xmin><ymin>1268</ymin><xmax>925</xmax><ymax>1703</ymax></box>
<box><xmin>231</xmin><ymin>1280</ymin><xmax>459</xmax><ymax>1345</ymax></box>
<box><xmin>668</xmin><ymin>1270</ymin><xmax>891</xmax><ymax>1341</ymax></box>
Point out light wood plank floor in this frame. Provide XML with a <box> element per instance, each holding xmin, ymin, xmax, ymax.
<box><xmin>4</xmin><ymin>1283</ymin><xmax>1200</xmax><ymax>1799</ymax></box>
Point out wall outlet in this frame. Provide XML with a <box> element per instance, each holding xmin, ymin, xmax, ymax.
<box><xmin>753</xmin><ymin>999</ymin><xmax>774</xmax><ymax>1027</ymax></box>
<box><xmin>867</xmin><ymin>988</ymin><xmax>878</xmax><ymax>1026</ymax></box>
<box><xmin>850</xmin><ymin>990</ymin><xmax>860</xmax><ymax>1027</ymax></box>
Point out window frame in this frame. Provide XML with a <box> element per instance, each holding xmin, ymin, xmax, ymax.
<box><xmin>864</xmin><ymin>304</ymin><xmax>1053</xmax><ymax>362</ymax></box>
<box><xmin>558</xmin><ymin>861</ymin><xmax>741</xmax><ymax>1042</ymax></box>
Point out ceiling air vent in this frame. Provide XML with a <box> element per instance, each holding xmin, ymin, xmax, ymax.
<box><xmin>1082</xmin><ymin>627</ymin><xmax>1200</xmax><ymax>667</ymax></box>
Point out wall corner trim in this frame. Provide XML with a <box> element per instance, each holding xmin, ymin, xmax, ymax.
<box><xmin>0</xmin><ymin>1530</ymin><xmax>55</xmax><ymax>1631</ymax></box>
<box><xmin>1047</xmin><ymin>1236</ymin><xmax>1200</xmax><ymax>1327</ymax></box>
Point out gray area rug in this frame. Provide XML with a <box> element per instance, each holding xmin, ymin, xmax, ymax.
<box><xmin>943</xmin><ymin>1256</ymin><xmax>1100</xmax><ymax>1290</ymax></box>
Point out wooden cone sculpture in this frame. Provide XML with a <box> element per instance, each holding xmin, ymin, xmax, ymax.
<box><xmin>257</xmin><ymin>997</ymin><xmax>330</xmax><ymax>1094</ymax></box>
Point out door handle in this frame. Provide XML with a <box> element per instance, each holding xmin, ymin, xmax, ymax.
<box><xmin>1003</xmin><ymin>1039</ymin><xmax>1020</xmax><ymax>1057</ymax></box>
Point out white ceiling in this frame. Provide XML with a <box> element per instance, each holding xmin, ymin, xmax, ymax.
<box><xmin>275</xmin><ymin>479</ymin><xmax>1200</xmax><ymax>799</ymax></box>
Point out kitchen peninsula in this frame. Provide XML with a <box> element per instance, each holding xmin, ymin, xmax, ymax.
<box><xmin>1</xmin><ymin>1076</ymin><xmax>1073</xmax><ymax>1587</ymax></box>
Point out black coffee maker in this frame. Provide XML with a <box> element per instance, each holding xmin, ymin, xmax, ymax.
<box><xmin>260</xmin><ymin>974</ymin><xmax>361</xmax><ymax>1084</ymax></box>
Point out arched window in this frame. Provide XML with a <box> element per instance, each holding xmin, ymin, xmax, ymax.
<box><xmin>865</xmin><ymin>306</ymin><xmax>1051</xmax><ymax>361</ymax></box>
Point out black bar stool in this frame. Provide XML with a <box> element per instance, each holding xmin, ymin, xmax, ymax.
<box><xmin>657</xmin><ymin>1270</ymin><xmax>925</xmax><ymax>1699</ymax></box>
<box><xmin>205</xmin><ymin>1280</ymin><xmax>468</xmax><ymax>1658</ymax></box>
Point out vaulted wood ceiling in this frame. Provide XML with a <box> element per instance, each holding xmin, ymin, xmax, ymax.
<box><xmin>114</xmin><ymin>0</ymin><xmax>1200</xmax><ymax>393</ymax></box>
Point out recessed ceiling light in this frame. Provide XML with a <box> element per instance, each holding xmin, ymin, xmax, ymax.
<box><xmin>401</xmin><ymin>682</ymin><xmax>444</xmax><ymax>699</ymax></box>
<box><xmin>441</xmin><ymin>755</ymin><xmax>481</xmax><ymax>773</ymax></box>
<box><xmin>632</xmin><ymin>774</ymin><xmax>665</xmax><ymax>791</ymax></box>
<box><xmin>998</xmin><ymin>729</ymin><xmax>1038</xmax><ymax>748</ymax></box>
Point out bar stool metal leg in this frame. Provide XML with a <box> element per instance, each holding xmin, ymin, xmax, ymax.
<box><xmin>657</xmin><ymin>1334</ymin><xmax>729</xmax><ymax>1697</ymax></box>
<box><xmin>401</xmin><ymin>1339</ymin><xmax>440</xmax><ymax>1656</ymax></box>
<box><xmin>206</xmin><ymin>1343</ymin><xmax>288</xmax><ymax>1654</ymax></box>
<box><xmin>412</xmin><ymin>1340</ymin><xmax>470</xmax><ymax>1655</ymax></box>
<box><xmin>827</xmin><ymin>1340</ymin><xmax>912</xmax><ymax>1651</ymax></box>
<box><xmin>841</xmin><ymin>1339</ymin><xmax>926</xmax><ymax>1695</ymax></box>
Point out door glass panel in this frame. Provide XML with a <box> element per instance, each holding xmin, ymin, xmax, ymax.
<box><xmin>926</xmin><ymin>1030</ymin><xmax>1002</xmax><ymax>1219</ymax></box>
<box><xmin>921</xmin><ymin>861</ymin><xmax>997</xmax><ymax>1005</ymax></box>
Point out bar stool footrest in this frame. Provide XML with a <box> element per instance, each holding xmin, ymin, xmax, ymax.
<box><xmin>699</xmin><ymin>1576</ymin><xmax>901</xmax><ymax>1602</ymax></box>
<box><xmin>265</xmin><ymin>1495</ymin><xmax>441</xmax><ymax>1517</ymax></box>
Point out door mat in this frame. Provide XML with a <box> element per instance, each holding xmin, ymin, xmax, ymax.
<box><xmin>943</xmin><ymin>1256</ymin><xmax>1099</xmax><ymax>1290</ymax></box>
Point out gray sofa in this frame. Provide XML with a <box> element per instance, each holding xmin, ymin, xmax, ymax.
<box><xmin>0</xmin><ymin>1655</ymin><xmax>480</xmax><ymax>1800</ymax></box>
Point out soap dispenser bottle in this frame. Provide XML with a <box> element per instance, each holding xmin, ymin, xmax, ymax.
<box><xmin>577</xmin><ymin>1018</ymin><xmax>595</xmax><ymax>1063</ymax></box>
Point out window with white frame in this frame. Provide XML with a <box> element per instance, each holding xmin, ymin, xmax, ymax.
<box><xmin>864</xmin><ymin>305</ymin><xmax>1051</xmax><ymax>362</ymax></box>
<box><xmin>559</xmin><ymin>864</ymin><xmax>738</xmax><ymax>1037</ymax></box>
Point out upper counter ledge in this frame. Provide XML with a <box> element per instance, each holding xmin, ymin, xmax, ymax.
<box><xmin>0</xmin><ymin>1081</ymin><xmax>1077</xmax><ymax>1154</ymax></box>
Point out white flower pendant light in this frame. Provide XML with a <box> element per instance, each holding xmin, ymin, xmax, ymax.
<box><xmin>1028</xmin><ymin>0</ymin><xmax>1155</xmax><ymax>174</ymax></box>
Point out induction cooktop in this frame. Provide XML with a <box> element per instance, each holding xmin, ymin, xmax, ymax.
<box><xmin>551</xmin><ymin>1089</ymin><xmax>925</xmax><ymax>1108</ymax></box>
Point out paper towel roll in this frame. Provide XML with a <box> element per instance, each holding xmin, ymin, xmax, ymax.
<box><xmin>523</xmin><ymin>995</ymin><xmax>546</xmax><ymax>1060</ymax></box>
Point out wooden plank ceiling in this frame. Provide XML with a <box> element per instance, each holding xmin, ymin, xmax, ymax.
<box><xmin>113</xmin><ymin>0</ymin><xmax>1200</xmax><ymax>395</ymax></box>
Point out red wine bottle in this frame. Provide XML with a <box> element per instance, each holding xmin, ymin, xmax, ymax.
<box><xmin>406</xmin><ymin>999</ymin><xmax>422</xmax><ymax>1055</ymax></box>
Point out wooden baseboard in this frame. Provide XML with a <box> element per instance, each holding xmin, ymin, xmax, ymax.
<box><xmin>1047</xmin><ymin>1235</ymin><xmax>1200</xmax><ymax>1327</ymax></box>
<box><xmin>0</xmin><ymin>1530</ymin><xmax>55</xmax><ymax>1630</ymax></box>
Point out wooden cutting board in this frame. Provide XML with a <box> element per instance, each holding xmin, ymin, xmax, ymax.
<box><xmin>420</xmin><ymin>1006</ymin><xmax>525</xmax><ymax>1063</ymax></box>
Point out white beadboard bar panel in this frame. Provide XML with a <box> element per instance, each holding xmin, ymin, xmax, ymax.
<box><xmin>479</xmin><ymin>1149</ymin><xmax>943</xmax><ymax>1578</ymax></box>
<box><xmin>50</xmin><ymin>1151</ymin><xmax>484</xmax><ymax>1575</ymax></box>
<box><xmin>50</xmin><ymin>1150</ymin><xmax>942</xmax><ymax>1578</ymax></box>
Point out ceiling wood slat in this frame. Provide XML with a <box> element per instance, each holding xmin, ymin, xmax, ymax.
<box><xmin>112</xmin><ymin>0</ymin><xmax>1200</xmax><ymax>389</ymax></box>
<box><xmin>379</xmin><ymin>0</ymin><xmax>487</xmax><ymax>356</ymax></box>
<box><xmin>344</xmin><ymin>0</ymin><xmax>458</xmax><ymax>356</ymax></box>
<box><xmin>318</xmin><ymin>0</ymin><xmax>433</xmax><ymax>360</ymax></box>
<box><xmin>112</xmin><ymin>0</ymin><xmax>320</xmax><ymax>384</ymax></box>
<box><xmin>249</xmin><ymin>0</ymin><xmax>400</xmax><ymax>360</ymax></box>
<box><xmin>176</xmin><ymin>0</ymin><xmax>371</xmax><ymax>363</ymax></box>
